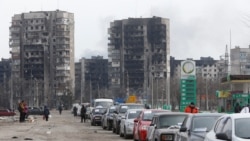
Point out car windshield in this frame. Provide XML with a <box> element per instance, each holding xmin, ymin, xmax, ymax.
<box><xmin>128</xmin><ymin>110</ymin><xmax>141</xmax><ymax>119</ymax></box>
<box><xmin>158</xmin><ymin>115</ymin><xmax>186</xmax><ymax>128</ymax></box>
<box><xmin>142</xmin><ymin>111</ymin><xmax>163</xmax><ymax>121</ymax></box>
<box><xmin>92</xmin><ymin>108</ymin><xmax>106</xmax><ymax>114</ymax></box>
<box><xmin>109</xmin><ymin>107</ymin><xmax>116</xmax><ymax>113</ymax></box>
<box><xmin>95</xmin><ymin>102</ymin><xmax>113</xmax><ymax>108</ymax></box>
<box><xmin>235</xmin><ymin>118</ymin><xmax>250</xmax><ymax>138</ymax></box>
<box><xmin>192</xmin><ymin>116</ymin><xmax>220</xmax><ymax>132</ymax></box>
<box><xmin>119</xmin><ymin>104</ymin><xmax>144</xmax><ymax>113</ymax></box>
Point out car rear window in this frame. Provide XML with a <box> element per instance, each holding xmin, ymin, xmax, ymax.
<box><xmin>192</xmin><ymin>116</ymin><xmax>221</xmax><ymax>132</ymax></box>
<box><xmin>158</xmin><ymin>115</ymin><xmax>186</xmax><ymax>128</ymax></box>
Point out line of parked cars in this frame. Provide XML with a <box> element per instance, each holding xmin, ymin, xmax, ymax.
<box><xmin>89</xmin><ymin>103</ymin><xmax>250</xmax><ymax>141</ymax></box>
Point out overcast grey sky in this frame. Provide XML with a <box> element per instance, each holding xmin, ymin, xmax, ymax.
<box><xmin>1</xmin><ymin>0</ymin><xmax>250</xmax><ymax>61</ymax></box>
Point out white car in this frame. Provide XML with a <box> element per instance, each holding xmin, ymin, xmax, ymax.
<box><xmin>119</xmin><ymin>109</ymin><xmax>143</xmax><ymax>139</ymax></box>
<box><xmin>205</xmin><ymin>113</ymin><xmax>250</xmax><ymax>141</ymax></box>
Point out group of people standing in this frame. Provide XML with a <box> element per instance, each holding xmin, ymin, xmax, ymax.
<box><xmin>73</xmin><ymin>105</ymin><xmax>87</xmax><ymax>123</ymax></box>
<box><xmin>18</xmin><ymin>100</ymin><xmax>50</xmax><ymax>122</ymax></box>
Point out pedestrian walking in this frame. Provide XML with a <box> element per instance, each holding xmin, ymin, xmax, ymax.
<box><xmin>18</xmin><ymin>100</ymin><xmax>25</xmax><ymax>122</ymax></box>
<box><xmin>59</xmin><ymin>105</ymin><xmax>63</xmax><ymax>115</ymax></box>
<box><xmin>184</xmin><ymin>102</ymin><xmax>199</xmax><ymax>113</ymax></box>
<box><xmin>81</xmin><ymin>105</ymin><xmax>86</xmax><ymax>123</ymax></box>
<box><xmin>73</xmin><ymin>106</ymin><xmax>78</xmax><ymax>117</ymax></box>
<box><xmin>43</xmin><ymin>106</ymin><xmax>50</xmax><ymax>121</ymax></box>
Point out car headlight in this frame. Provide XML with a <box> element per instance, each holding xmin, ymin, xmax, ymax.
<box><xmin>126</xmin><ymin>122</ymin><xmax>134</xmax><ymax>127</ymax></box>
<box><xmin>161</xmin><ymin>134</ymin><xmax>173</xmax><ymax>141</ymax></box>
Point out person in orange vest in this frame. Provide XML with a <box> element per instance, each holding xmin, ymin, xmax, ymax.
<box><xmin>184</xmin><ymin>102</ymin><xmax>198</xmax><ymax>113</ymax></box>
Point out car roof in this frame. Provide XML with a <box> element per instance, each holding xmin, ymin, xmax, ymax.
<box><xmin>126</xmin><ymin>109</ymin><xmax>144</xmax><ymax>112</ymax></box>
<box><xmin>119</xmin><ymin>103</ymin><xmax>144</xmax><ymax>106</ymax></box>
<box><xmin>141</xmin><ymin>109</ymin><xmax>170</xmax><ymax>113</ymax></box>
<box><xmin>153</xmin><ymin>112</ymin><xmax>190</xmax><ymax>116</ymax></box>
<box><xmin>190</xmin><ymin>113</ymin><xmax>225</xmax><ymax>117</ymax></box>
<box><xmin>221</xmin><ymin>113</ymin><xmax>250</xmax><ymax>119</ymax></box>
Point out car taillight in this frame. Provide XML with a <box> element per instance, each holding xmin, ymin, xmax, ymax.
<box><xmin>161</xmin><ymin>134</ymin><xmax>173</xmax><ymax>141</ymax></box>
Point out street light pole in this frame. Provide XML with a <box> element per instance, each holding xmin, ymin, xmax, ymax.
<box><xmin>89</xmin><ymin>74</ymin><xmax>92</xmax><ymax>105</ymax></box>
<box><xmin>206</xmin><ymin>73</ymin><xmax>209</xmax><ymax>111</ymax></box>
<box><xmin>151</xmin><ymin>73</ymin><xmax>154</xmax><ymax>108</ymax></box>
<box><xmin>156</xmin><ymin>77</ymin><xmax>159</xmax><ymax>108</ymax></box>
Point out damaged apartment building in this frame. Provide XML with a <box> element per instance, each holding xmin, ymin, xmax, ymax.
<box><xmin>108</xmin><ymin>17</ymin><xmax>170</xmax><ymax>104</ymax></box>
<box><xmin>9</xmin><ymin>10</ymin><xmax>75</xmax><ymax>108</ymax></box>
<box><xmin>76</xmin><ymin>56</ymin><xmax>108</xmax><ymax>103</ymax></box>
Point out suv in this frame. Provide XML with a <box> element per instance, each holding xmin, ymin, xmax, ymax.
<box><xmin>112</xmin><ymin>103</ymin><xmax>145</xmax><ymax>134</ymax></box>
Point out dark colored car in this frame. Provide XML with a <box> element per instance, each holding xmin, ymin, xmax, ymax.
<box><xmin>90</xmin><ymin>107</ymin><xmax>107</xmax><ymax>126</ymax></box>
<box><xmin>176</xmin><ymin>113</ymin><xmax>225</xmax><ymax>141</ymax></box>
<box><xmin>0</xmin><ymin>109</ymin><xmax>16</xmax><ymax>116</ymax></box>
<box><xmin>27</xmin><ymin>107</ymin><xmax>44</xmax><ymax>117</ymax></box>
<box><xmin>112</xmin><ymin>103</ymin><xmax>145</xmax><ymax>134</ymax></box>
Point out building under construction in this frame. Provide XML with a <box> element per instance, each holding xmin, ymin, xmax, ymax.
<box><xmin>108</xmin><ymin>17</ymin><xmax>170</xmax><ymax>105</ymax></box>
<box><xmin>9</xmin><ymin>10</ymin><xmax>75</xmax><ymax>108</ymax></box>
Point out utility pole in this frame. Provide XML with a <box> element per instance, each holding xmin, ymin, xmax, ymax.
<box><xmin>151</xmin><ymin>73</ymin><xmax>154</xmax><ymax>108</ymax></box>
<box><xmin>89</xmin><ymin>74</ymin><xmax>92</xmax><ymax>105</ymax></box>
<box><xmin>10</xmin><ymin>72</ymin><xmax>13</xmax><ymax>110</ymax></box>
<box><xmin>36</xmin><ymin>80</ymin><xmax>38</xmax><ymax>107</ymax></box>
<box><xmin>156</xmin><ymin>77</ymin><xmax>158</xmax><ymax>108</ymax></box>
<box><xmin>206</xmin><ymin>73</ymin><xmax>210</xmax><ymax>111</ymax></box>
<box><xmin>126</xmin><ymin>71</ymin><xmax>129</xmax><ymax>97</ymax></box>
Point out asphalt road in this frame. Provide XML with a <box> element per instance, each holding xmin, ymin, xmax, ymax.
<box><xmin>0</xmin><ymin>110</ymin><xmax>129</xmax><ymax>141</ymax></box>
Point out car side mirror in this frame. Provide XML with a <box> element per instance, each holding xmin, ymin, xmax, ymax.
<box><xmin>134</xmin><ymin>119</ymin><xmax>138</xmax><ymax>123</ymax></box>
<box><xmin>179</xmin><ymin>127</ymin><xmax>187</xmax><ymax>132</ymax></box>
<box><xmin>150</xmin><ymin>123</ymin><xmax>154</xmax><ymax>126</ymax></box>
<box><xmin>216</xmin><ymin>133</ymin><xmax>231</xmax><ymax>141</ymax></box>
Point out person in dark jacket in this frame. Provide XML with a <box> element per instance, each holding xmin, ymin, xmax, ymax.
<box><xmin>58</xmin><ymin>105</ymin><xmax>63</xmax><ymax>115</ymax></box>
<box><xmin>73</xmin><ymin>106</ymin><xmax>78</xmax><ymax>117</ymax></box>
<box><xmin>80</xmin><ymin>105</ymin><xmax>86</xmax><ymax>123</ymax></box>
<box><xmin>234</xmin><ymin>102</ymin><xmax>242</xmax><ymax>113</ymax></box>
<box><xmin>43</xmin><ymin>106</ymin><xmax>50</xmax><ymax>121</ymax></box>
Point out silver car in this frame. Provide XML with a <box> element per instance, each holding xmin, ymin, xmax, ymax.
<box><xmin>120</xmin><ymin>109</ymin><xmax>143</xmax><ymax>139</ymax></box>
<box><xmin>204</xmin><ymin>113</ymin><xmax>250</xmax><ymax>141</ymax></box>
<box><xmin>176</xmin><ymin>113</ymin><xmax>225</xmax><ymax>141</ymax></box>
<box><xmin>147</xmin><ymin>112</ymin><xmax>189</xmax><ymax>141</ymax></box>
<box><xmin>101</xmin><ymin>106</ymin><xmax>116</xmax><ymax>130</ymax></box>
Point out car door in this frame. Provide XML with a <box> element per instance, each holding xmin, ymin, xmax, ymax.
<box><xmin>204</xmin><ymin>117</ymin><xmax>224</xmax><ymax>141</ymax></box>
<box><xmin>216</xmin><ymin>117</ymin><xmax>232</xmax><ymax>141</ymax></box>
<box><xmin>147</xmin><ymin>116</ymin><xmax>157</xmax><ymax>141</ymax></box>
<box><xmin>176</xmin><ymin>116</ymin><xmax>190</xmax><ymax>141</ymax></box>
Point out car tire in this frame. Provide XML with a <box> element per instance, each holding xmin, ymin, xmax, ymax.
<box><xmin>119</xmin><ymin>126</ymin><xmax>124</xmax><ymax>137</ymax></box>
<box><xmin>116</xmin><ymin>123</ymin><xmax>120</xmax><ymax>134</ymax></box>
<box><xmin>124</xmin><ymin>127</ymin><xmax>129</xmax><ymax>139</ymax></box>
<box><xmin>112</xmin><ymin>125</ymin><xmax>116</xmax><ymax>133</ymax></box>
<box><xmin>102</xmin><ymin>121</ymin><xmax>106</xmax><ymax>129</ymax></box>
